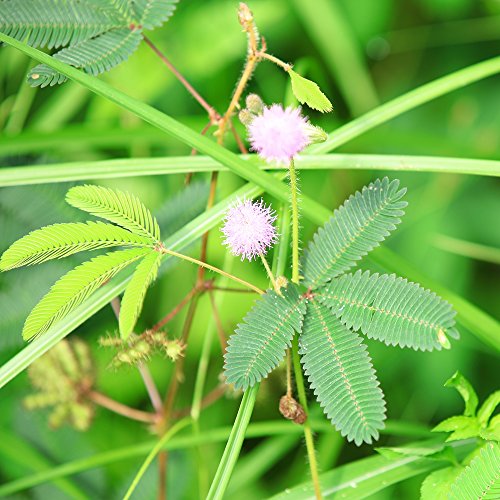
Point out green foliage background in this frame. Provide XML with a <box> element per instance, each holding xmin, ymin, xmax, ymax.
<box><xmin>0</xmin><ymin>0</ymin><xmax>499</xmax><ymax>498</ymax></box>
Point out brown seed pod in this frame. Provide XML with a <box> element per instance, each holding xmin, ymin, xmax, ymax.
<box><xmin>279</xmin><ymin>394</ymin><xmax>307</xmax><ymax>424</ymax></box>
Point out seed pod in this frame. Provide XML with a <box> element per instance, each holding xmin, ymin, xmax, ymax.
<box><xmin>164</xmin><ymin>340</ymin><xmax>185</xmax><ymax>362</ymax></box>
<box><xmin>238</xmin><ymin>109</ymin><xmax>254</xmax><ymax>127</ymax></box>
<box><xmin>279</xmin><ymin>394</ymin><xmax>307</xmax><ymax>424</ymax></box>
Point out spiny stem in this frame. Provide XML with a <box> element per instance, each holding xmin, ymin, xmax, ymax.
<box><xmin>289</xmin><ymin>158</ymin><xmax>300</xmax><ymax>284</ymax></box>
<box><xmin>159</xmin><ymin>245</ymin><xmax>264</xmax><ymax>294</ymax></box>
<box><xmin>217</xmin><ymin>3</ymin><xmax>261</xmax><ymax>142</ymax></box>
<box><xmin>260</xmin><ymin>253</ymin><xmax>279</xmax><ymax>293</ymax></box>
<box><xmin>286</xmin><ymin>350</ymin><xmax>292</xmax><ymax>398</ymax></box>
<box><xmin>291</xmin><ymin>337</ymin><xmax>322</xmax><ymax>500</ymax></box>
<box><xmin>88</xmin><ymin>391</ymin><xmax>158</xmax><ymax>424</ymax></box>
<box><xmin>289</xmin><ymin>158</ymin><xmax>322</xmax><ymax>499</ymax></box>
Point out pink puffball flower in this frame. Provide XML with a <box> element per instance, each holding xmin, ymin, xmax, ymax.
<box><xmin>221</xmin><ymin>199</ymin><xmax>278</xmax><ymax>261</ymax></box>
<box><xmin>248</xmin><ymin>104</ymin><xmax>310</xmax><ymax>164</ymax></box>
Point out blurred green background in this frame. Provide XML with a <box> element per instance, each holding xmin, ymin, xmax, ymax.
<box><xmin>0</xmin><ymin>0</ymin><xmax>499</xmax><ymax>498</ymax></box>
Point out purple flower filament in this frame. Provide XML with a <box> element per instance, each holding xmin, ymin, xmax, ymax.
<box><xmin>248</xmin><ymin>104</ymin><xmax>310</xmax><ymax>164</ymax></box>
<box><xmin>221</xmin><ymin>199</ymin><xmax>278</xmax><ymax>261</ymax></box>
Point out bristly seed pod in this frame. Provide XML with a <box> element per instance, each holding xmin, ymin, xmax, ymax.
<box><xmin>279</xmin><ymin>394</ymin><xmax>307</xmax><ymax>424</ymax></box>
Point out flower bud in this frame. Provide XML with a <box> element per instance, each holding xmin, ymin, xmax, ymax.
<box><xmin>305</xmin><ymin>124</ymin><xmax>328</xmax><ymax>144</ymax></box>
<box><xmin>239</xmin><ymin>109</ymin><xmax>254</xmax><ymax>127</ymax></box>
<box><xmin>238</xmin><ymin>3</ymin><xmax>253</xmax><ymax>26</ymax></box>
<box><xmin>245</xmin><ymin>94</ymin><xmax>264</xmax><ymax>115</ymax></box>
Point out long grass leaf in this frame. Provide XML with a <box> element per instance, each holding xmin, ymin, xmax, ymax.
<box><xmin>1</xmin><ymin>154</ymin><xmax>499</xmax><ymax>187</ymax></box>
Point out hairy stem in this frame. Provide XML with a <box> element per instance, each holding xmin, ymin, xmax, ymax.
<box><xmin>210</xmin><ymin>285</ymin><xmax>256</xmax><ymax>293</ymax></box>
<box><xmin>258</xmin><ymin>51</ymin><xmax>292</xmax><ymax>72</ymax></box>
<box><xmin>196</xmin><ymin>170</ymin><xmax>219</xmax><ymax>282</ymax></box>
<box><xmin>286</xmin><ymin>350</ymin><xmax>292</xmax><ymax>397</ymax></box>
<box><xmin>217</xmin><ymin>3</ymin><xmax>261</xmax><ymax>142</ymax></box>
<box><xmin>162</xmin><ymin>294</ymin><xmax>200</xmax><ymax>418</ymax></box>
<box><xmin>289</xmin><ymin>159</ymin><xmax>322</xmax><ymax>499</ymax></box>
<box><xmin>289</xmin><ymin>158</ymin><xmax>300</xmax><ymax>284</ymax></box>
<box><xmin>292</xmin><ymin>337</ymin><xmax>322</xmax><ymax>499</ymax></box>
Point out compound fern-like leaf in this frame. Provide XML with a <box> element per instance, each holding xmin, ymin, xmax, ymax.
<box><xmin>28</xmin><ymin>28</ymin><xmax>143</xmax><ymax>87</ymax></box>
<box><xmin>22</xmin><ymin>248</ymin><xmax>150</xmax><ymax>340</ymax></box>
<box><xmin>0</xmin><ymin>0</ymin><xmax>124</xmax><ymax>49</ymax></box>
<box><xmin>317</xmin><ymin>270</ymin><xmax>459</xmax><ymax>351</ymax></box>
<box><xmin>132</xmin><ymin>0</ymin><xmax>178</xmax><ymax>29</ymax></box>
<box><xmin>224</xmin><ymin>284</ymin><xmax>306</xmax><ymax>390</ymax></box>
<box><xmin>301</xmin><ymin>178</ymin><xmax>407</xmax><ymax>289</ymax></box>
<box><xmin>0</xmin><ymin>221</ymin><xmax>153</xmax><ymax>271</ymax></box>
<box><xmin>300</xmin><ymin>300</ymin><xmax>386</xmax><ymax>445</ymax></box>
<box><xmin>449</xmin><ymin>441</ymin><xmax>500</xmax><ymax>499</ymax></box>
<box><xmin>66</xmin><ymin>185</ymin><xmax>161</xmax><ymax>243</ymax></box>
<box><xmin>119</xmin><ymin>250</ymin><xmax>162</xmax><ymax>339</ymax></box>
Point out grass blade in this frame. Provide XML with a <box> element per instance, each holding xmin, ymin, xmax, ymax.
<box><xmin>2</xmin><ymin>154</ymin><xmax>499</xmax><ymax>187</ymax></box>
<box><xmin>269</xmin><ymin>439</ymin><xmax>476</xmax><ymax>499</ymax></box>
<box><xmin>0</xmin><ymin>419</ymin><xmax>427</xmax><ymax>497</ymax></box>
<box><xmin>123</xmin><ymin>418</ymin><xmax>191</xmax><ymax>500</ymax></box>
<box><xmin>206</xmin><ymin>384</ymin><xmax>259</xmax><ymax>500</ymax></box>
<box><xmin>308</xmin><ymin>56</ymin><xmax>500</xmax><ymax>154</ymax></box>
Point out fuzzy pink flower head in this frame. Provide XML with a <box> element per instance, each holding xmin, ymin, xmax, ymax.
<box><xmin>248</xmin><ymin>104</ymin><xmax>310</xmax><ymax>164</ymax></box>
<box><xmin>221</xmin><ymin>199</ymin><xmax>277</xmax><ymax>261</ymax></box>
